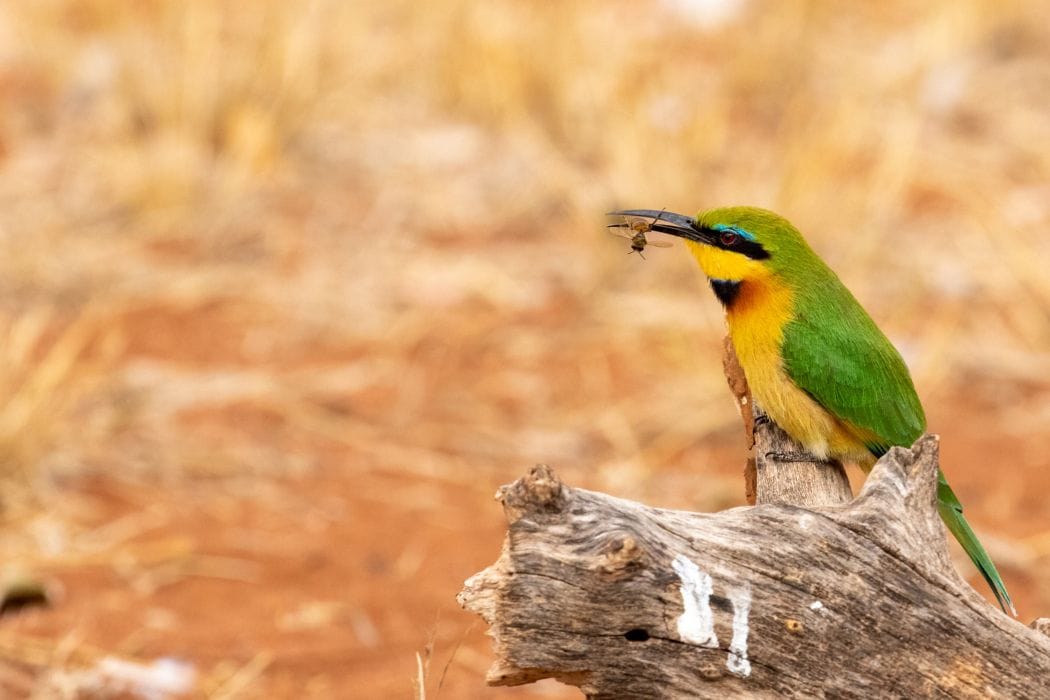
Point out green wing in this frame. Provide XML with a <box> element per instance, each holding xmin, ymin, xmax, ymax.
<box><xmin>781</xmin><ymin>276</ymin><xmax>1014</xmax><ymax>614</ymax></box>
<box><xmin>780</xmin><ymin>281</ymin><xmax>925</xmax><ymax>452</ymax></box>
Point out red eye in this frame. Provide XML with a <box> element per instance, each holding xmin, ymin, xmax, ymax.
<box><xmin>719</xmin><ymin>230</ymin><xmax>739</xmax><ymax>246</ymax></box>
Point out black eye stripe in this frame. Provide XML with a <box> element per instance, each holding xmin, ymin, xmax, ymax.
<box><xmin>704</xmin><ymin>228</ymin><xmax>770</xmax><ymax>260</ymax></box>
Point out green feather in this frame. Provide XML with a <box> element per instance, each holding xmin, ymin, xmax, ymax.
<box><xmin>780</xmin><ymin>273</ymin><xmax>926</xmax><ymax>450</ymax></box>
<box><xmin>938</xmin><ymin>470</ymin><xmax>1016</xmax><ymax>614</ymax></box>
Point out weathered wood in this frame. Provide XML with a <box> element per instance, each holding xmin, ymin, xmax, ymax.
<box><xmin>753</xmin><ymin>413</ymin><xmax>854</xmax><ymax>507</ymax></box>
<box><xmin>722</xmin><ymin>336</ymin><xmax>853</xmax><ymax>508</ymax></box>
<box><xmin>459</xmin><ymin>438</ymin><xmax>1050</xmax><ymax>698</ymax></box>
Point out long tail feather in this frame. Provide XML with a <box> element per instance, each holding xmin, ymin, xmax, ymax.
<box><xmin>937</xmin><ymin>469</ymin><xmax>1015</xmax><ymax>615</ymax></box>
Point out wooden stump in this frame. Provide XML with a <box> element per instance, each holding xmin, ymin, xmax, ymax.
<box><xmin>458</xmin><ymin>438</ymin><xmax>1050</xmax><ymax>698</ymax></box>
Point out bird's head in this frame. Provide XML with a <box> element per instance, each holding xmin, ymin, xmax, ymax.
<box><xmin>609</xmin><ymin>206</ymin><xmax>814</xmax><ymax>286</ymax></box>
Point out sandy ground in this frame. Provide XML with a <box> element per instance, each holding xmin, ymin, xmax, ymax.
<box><xmin>1</xmin><ymin>289</ymin><xmax>1047</xmax><ymax>699</ymax></box>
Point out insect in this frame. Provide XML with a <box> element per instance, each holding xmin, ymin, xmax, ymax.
<box><xmin>607</xmin><ymin>209</ymin><xmax>672</xmax><ymax>259</ymax></box>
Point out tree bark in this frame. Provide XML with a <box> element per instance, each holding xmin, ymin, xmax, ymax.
<box><xmin>458</xmin><ymin>438</ymin><xmax>1050</xmax><ymax>698</ymax></box>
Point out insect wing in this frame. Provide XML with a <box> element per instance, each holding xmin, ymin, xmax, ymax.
<box><xmin>608</xmin><ymin>228</ymin><xmax>639</xmax><ymax>241</ymax></box>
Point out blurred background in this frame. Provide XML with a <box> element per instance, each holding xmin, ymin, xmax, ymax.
<box><xmin>1</xmin><ymin>0</ymin><xmax>1049</xmax><ymax>697</ymax></box>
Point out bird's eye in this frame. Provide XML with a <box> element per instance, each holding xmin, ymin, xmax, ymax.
<box><xmin>719</xmin><ymin>230</ymin><xmax>739</xmax><ymax>246</ymax></box>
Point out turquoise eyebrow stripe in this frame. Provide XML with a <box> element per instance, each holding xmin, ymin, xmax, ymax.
<box><xmin>711</xmin><ymin>224</ymin><xmax>756</xmax><ymax>241</ymax></box>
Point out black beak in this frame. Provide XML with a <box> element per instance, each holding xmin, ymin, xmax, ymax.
<box><xmin>606</xmin><ymin>209</ymin><xmax>714</xmax><ymax>245</ymax></box>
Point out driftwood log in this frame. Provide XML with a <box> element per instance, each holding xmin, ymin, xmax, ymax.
<box><xmin>459</xmin><ymin>340</ymin><xmax>1050</xmax><ymax>697</ymax></box>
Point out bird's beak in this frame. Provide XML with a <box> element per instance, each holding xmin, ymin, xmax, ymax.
<box><xmin>606</xmin><ymin>209</ymin><xmax>714</xmax><ymax>245</ymax></box>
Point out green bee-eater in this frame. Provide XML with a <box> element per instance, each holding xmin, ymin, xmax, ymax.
<box><xmin>609</xmin><ymin>206</ymin><xmax>1014</xmax><ymax>614</ymax></box>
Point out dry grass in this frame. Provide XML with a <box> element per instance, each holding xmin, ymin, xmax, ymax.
<box><xmin>1</xmin><ymin>0</ymin><xmax>1049</xmax><ymax>696</ymax></box>
<box><xmin>0</xmin><ymin>308</ymin><xmax>119</xmax><ymax>505</ymax></box>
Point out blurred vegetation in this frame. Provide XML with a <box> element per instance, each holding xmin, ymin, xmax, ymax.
<box><xmin>1</xmin><ymin>0</ymin><xmax>1049</xmax><ymax>696</ymax></box>
<box><xmin>0</xmin><ymin>0</ymin><xmax>1047</xmax><ymax>490</ymax></box>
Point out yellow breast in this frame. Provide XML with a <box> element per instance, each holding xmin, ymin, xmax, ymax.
<box><xmin>723</xmin><ymin>273</ymin><xmax>872</xmax><ymax>464</ymax></box>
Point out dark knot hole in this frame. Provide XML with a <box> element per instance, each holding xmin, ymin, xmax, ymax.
<box><xmin>624</xmin><ymin>628</ymin><xmax>650</xmax><ymax>642</ymax></box>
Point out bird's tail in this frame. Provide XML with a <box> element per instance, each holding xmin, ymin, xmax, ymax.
<box><xmin>937</xmin><ymin>469</ymin><xmax>1015</xmax><ymax>615</ymax></box>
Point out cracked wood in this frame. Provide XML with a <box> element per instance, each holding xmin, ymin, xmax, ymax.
<box><xmin>459</xmin><ymin>438</ymin><xmax>1050</xmax><ymax>698</ymax></box>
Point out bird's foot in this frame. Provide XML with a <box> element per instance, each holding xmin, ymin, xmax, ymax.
<box><xmin>765</xmin><ymin>451</ymin><xmax>833</xmax><ymax>465</ymax></box>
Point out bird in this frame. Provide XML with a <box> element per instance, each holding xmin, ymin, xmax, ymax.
<box><xmin>608</xmin><ymin>206</ymin><xmax>1014</xmax><ymax>615</ymax></box>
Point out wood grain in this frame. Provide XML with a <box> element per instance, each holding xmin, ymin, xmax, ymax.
<box><xmin>459</xmin><ymin>439</ymin><xmax>1050</xmax><ymax>698</ymax></box>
